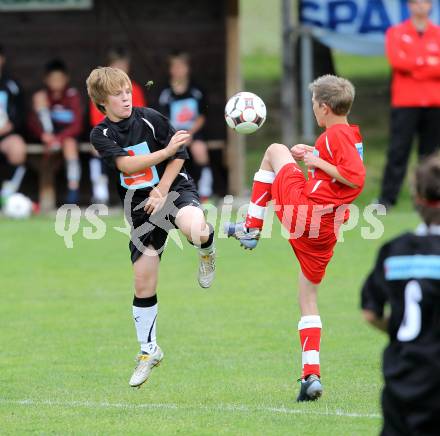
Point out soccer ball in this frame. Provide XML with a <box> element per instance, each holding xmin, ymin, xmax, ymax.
<box><xmin>3</xmin><ymin>193</ymin><xmax>33</xmax><ymax>219</ymax></box>
<box><xmin>225</xmin><ymin>92</ymin><xmax>266</xmax><ymax>134</ymax></box>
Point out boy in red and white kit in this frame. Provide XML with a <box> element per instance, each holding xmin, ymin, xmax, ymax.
<box><xmin>225</xmin><ymin>75</ymin><xmax>366</xmax><ymax>401</ymax></box>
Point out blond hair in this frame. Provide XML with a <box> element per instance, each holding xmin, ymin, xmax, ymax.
<box><xmin>309</xmin><ymin>75</ymin><xmax>355</xmax><ymax>116</ymax></box>
<box><xmin>86</xmin><ymin>67</ymin><xmax>132</xmax><ymax>114</ymax></box>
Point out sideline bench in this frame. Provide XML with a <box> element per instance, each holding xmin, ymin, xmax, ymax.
<box><xmin>27</xmin><ymin>140</ymin><xmax>226</xmax><ymax>213</ymax></box>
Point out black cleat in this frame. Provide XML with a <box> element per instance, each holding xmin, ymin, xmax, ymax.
<box><xmin>297</xmin><ymin>374</ymin><xmax>323</xmax><ymax>402</ymax></box>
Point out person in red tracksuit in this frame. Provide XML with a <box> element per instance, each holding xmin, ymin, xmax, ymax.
<box><xmin>379</xmin><ymin>0</ymin><xmax>440</xmax><ymax>208</ymax></box>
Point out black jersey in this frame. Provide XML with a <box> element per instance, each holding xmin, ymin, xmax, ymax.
<box><xmin>361</xmin><ymin>224</ymin><xmax>440</xmax><ymax>405</ymax></box>
<box><xmin>158</xmin><ymin>83</ymin><xmax>206</xmax><ymax>132</ymax></box>
<box><xmin>0</xmin><ymin>73</ymin><xmax>24</xmax><ymax>135</ymax></box>
<box><xmin>90</xmin><ymin>107</ymin><xmax>199</xmax><ymax>263</ymax></box>
<box><xmin>90</xmin><ymin>107</ymin><xmax>190</xmax><ymax>206</ymax></box>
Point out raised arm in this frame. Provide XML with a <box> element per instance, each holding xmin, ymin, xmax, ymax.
<box><xmin>116</xmin><ymin>131</ymin><xmax>189</xmax><ymax>174</ymax></box>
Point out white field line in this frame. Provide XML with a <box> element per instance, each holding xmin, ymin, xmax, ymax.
<box><xmin>0</xmin><ymin>398</ymin><xmax>381</xmax><ymax>419</ymax></box>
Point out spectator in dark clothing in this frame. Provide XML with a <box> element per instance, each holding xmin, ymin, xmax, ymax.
<box><xmin>379</xmin><ymin>0</ymin><xmax>440</xmax><ymax>208</ymax></box>
<box><xmin>158</xmin><ymin>52</ymin><xmax>213</xmax><ymax>203</ymax></box>
<box><xmin>28</xmin><ymin>59</ymin><xmax>83</xmax><ymax>204</ymax></box>
<box><xmin>0</xmin><ymin>45</ymin><xmax>27</xmax><ymax>202</ymax></box>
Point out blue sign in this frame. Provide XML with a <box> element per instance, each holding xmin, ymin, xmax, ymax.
<box><xmin>300</xmin><ymin>0</ymin><xmax>440</xmax><ymax>55</ymax></box>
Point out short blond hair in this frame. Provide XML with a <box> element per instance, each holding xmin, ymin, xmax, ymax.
<box><xmin>86</xmin><ymin>67</ymin><xmax>132</xmax><ymax>114</ymax></box>
<box><xmin>309</xmin><ymin>75</ymin><xmax>355</xmax><ymax>116</ymax></box>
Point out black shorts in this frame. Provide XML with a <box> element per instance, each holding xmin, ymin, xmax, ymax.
<box><xmin>129</xmin><ymin>178</ymin><xmax>201</xmax><ymax>263</ymax></box>
<box><xmin>381</xmin><ymin>385</ymin><xmax>440</xmax><ymax>436</ymax></box>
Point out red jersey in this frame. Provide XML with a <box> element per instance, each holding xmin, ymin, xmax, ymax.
<box><xmin>89</xmin><ymin>81</ymin><xmax>146</xmax><ymax>127</ymax></box>
<box><xmin>28</xmin><ymin>87</ymin><xmax>83</xmax><ymax>142</ymax></box>
<box><xmin>386</xmin><ymin>19</ymin><xmax>440</xmax><ymax>107</ymax></box>
<box><xmin>304</xmin><ymin>124</ymin><xmax>365</xmax><ymax>206</ymax></box>
<box><xmin>271</xmin><ymin>124</ymin><xmax>365</xmax><ymax>284</ymax></box>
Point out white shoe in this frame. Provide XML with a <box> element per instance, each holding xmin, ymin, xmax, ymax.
<box><xmin>129</xmin><ymin>346</ymin><xmax>164</xmax><ymax>387</ymax></box>
<box><xmin>198</xmin><ymin>250</ymin><xmax>216</xmax><ymax>288</ymax></box>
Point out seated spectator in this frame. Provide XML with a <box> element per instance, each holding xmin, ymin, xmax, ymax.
<box><xmin>158</xmin><ymin>51</ymin><xmax>213</xmax><ymax>202</ymax></box>
<box><xmin>88</xmin><ymin>47</ymin><xmax>147</xmax><ymax>204</ymax></box>
<box><xmin>28</xmin><ymin>59</ymin><xmax>83</xmax><ymax>204</ymax></box>
<box><xmin>0</xmin><ymin>45</ymin><xmax>27</xmax><ymax>202</ymax></box>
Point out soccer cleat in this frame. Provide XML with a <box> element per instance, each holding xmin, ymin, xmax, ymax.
<box><xmin>297</xmin><ymin>374</ymin><xmax>323</xmax><ymax>402</ymax></box>
<box><xmin>129</xmin><ymin>346</ymin><xmax>164</xmax><ymax>388</ymax></box>
<box><xmin>223</xmin><ymin>221</ymin><xmax>260</xmax><ymax>250</ymax></box>
<box><xmin>198</xmin><ymin>250</ymin><xmax>216</xmax><ymax>288</ymax></box>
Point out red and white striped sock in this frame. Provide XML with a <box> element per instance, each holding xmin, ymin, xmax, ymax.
<box><xmin>298</xmin><ymin>315</ymin><xmax>322</xmax><ymax>379</ymax></box>
<box><xmin>245</xmin><ymin>169</ymin><xmax>275</xmax><ymax>230</ymax></box>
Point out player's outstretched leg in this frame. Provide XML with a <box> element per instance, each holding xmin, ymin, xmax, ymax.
<box><xmin>176</xmin><ymin>205</ymin><xmax>216</xmax><ymax>288</ymax></box>
<box><xmin>129</xmin><ymin>248</ymin><xmax>164</xmax><ymax>388</ymax></box>
<box><xmin>224</xmin><ymin>143</ymin><xmax>295</xmax><ymax>249</ymax></box>
<box><xmin>296</xmin><ymin>272</ymin><xmax>323</xmax><ymax>401</ymax></box>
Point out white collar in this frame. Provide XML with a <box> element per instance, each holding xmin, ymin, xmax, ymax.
<box><xmin>415</xmin><ymin>223</ymin><xmax>440</xmax><ymax>236</ymax></box>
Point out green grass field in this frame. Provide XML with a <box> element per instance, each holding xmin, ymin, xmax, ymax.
<box><xmin>0</xmin><ymin>206</ymin><xmax>419</xmax><ymax>434</ymax></box>
<box><xmin>0</xmin><ymin>3</ymin><xmax>422</xmax><ymax>433</ymax></box>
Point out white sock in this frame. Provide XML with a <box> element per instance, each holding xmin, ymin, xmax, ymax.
<box><xmin>1</xmin><ymin>165</ymin><xmax>26</xmax><ymax>197</ymax></box>
<box><xmin>133</xmin><ymin>296</ymin><xmax>158</xmax><ymax>354</ymax></box>
<box><xmin>89</xmin><ymin>158</ymin><xmax>109</xmax><ymax>202</ymax></box>
<box><xmin>37</xmin><ymin>108</ymin><xmax>54</xmax><ymax>133</ymax></box>
<box><xmin>66</xmin><ymin>159</ymin><xmax>81</xmax><ymax>185</ymax></box>
<box><xmin>198</xmin><ymin>166</ymin><xmax>213</xmax><ymax>198</ymax></box>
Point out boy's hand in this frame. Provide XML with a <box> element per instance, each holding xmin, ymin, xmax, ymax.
<box><xmin>144</xmin><ymin>186</ymin><xmax>168</xmax><ymax>215</ymax></box>
<box><xmin>303</xmin><ymin>151</ymin><xmax>320</xmax><ymax>169</ymax></box>
<box><xmin>41</xmin><ymin>133</ymin><xmax>61</xmax><ymax>152</ymax></box>
<box><xmin>165</xmin><ymin>130</ymin><xmax>190</xmax><ymax>158</ymax></box>
<box><xmin>41</xmin><ymin>132</ymin><xmax>55</xmax><ymax>145</ymax></box>
<box><xmin>291</xmin><ymin>144</ymin><xmax>314</xmax><ymax>161</ymax></box>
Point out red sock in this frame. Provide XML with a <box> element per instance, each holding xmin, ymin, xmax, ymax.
<box><xmin>245</xmin><ymin>169</ymin><xmax>275</xmax><ymax>229</ymax></box>
<box><xmin>298</xmin><ymin>315</ymin><xmax>322</xmax><ymax>379</ymax></box>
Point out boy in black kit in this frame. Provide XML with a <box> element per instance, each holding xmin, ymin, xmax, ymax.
<box><xmin>361</xmin><ymin>153</ymin><xmax>440</xmax><ymax>435</ymax></box>
<box><xmin>87</xmin><ymin>67</ymin><xmax>215</xmax><ymax>388</ymax></box>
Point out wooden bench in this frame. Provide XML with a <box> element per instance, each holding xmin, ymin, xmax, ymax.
<box><xmin>27</xmin><ymin>140</ymin><xmax>226</xmax><ymax>212</ymax></box>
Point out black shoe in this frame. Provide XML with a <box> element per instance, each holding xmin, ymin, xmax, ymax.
<box><xmin>297</xmin><ymin>374</ymin><xmax>323</xmax><ymax>402</ymax></box>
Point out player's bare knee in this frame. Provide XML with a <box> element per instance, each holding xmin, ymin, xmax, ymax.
<box><xmin>188</xmin><ymin>220</ymin><xmax>207</xmax><ymax>245</ymax></box>
<box><xmin>191</xmin><ymin>141</ymin><xmax>209</xmax><ymax>165</ymax></box>
<box><xmin>134</xmin><ymin>275</ymin><xmax>157</xmax><ymax>298</ymax></box>
<box><xmin>3</xmin><ymin>135</ymin><xmax>26</xmax><ymax>165</ymax></box>
<box><xmin>267</xmin><ymin>143</ymin><xmax>285</xmax><ymax>156</ymax></box>
<box><xmin>264</xmin><ymin>143</ymin><xmax>284</xmax><ymax>164</ymax></box>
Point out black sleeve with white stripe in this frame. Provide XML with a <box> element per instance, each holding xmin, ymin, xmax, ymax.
<box><xmin>141</xmin><ymin>108</ymin><xmax>188</xmax><ymax>161</ymax></box>
<box><xmin>90</xmin><ymin>126</ymin><xmax>128</xmax><ymax>170</ymax></box>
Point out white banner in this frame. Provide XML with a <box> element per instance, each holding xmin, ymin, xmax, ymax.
<box><xmin>300</xmin><ymin>0</ymin><xmax>440</xmax><ymax>55</ymax></box>
<box><xmin>0</xmin><ymin>0</ymin><xmax>92</xmax><ymax>11</ymax></box>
